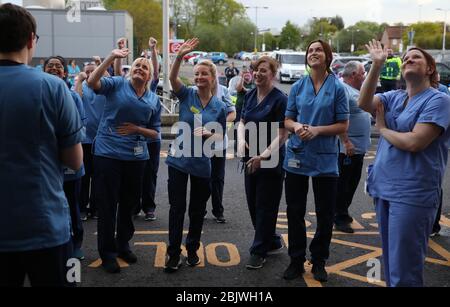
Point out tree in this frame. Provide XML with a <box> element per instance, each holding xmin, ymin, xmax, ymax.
<box><xmin>104</xmin><ymin>0</ymin><xmax>162</xmax><ymax>56</ymax></box>
<box><xmin>226</xmin><ymin>17</ymin><xmax>257</xmax><ymax>54</ymax></box>
<box><xmin>279</xmin><ymin>21</ymin><xmax>301</xmax><ymax>50</ymax></box>
<box><xmin>196</xmin><ymin>0</ymin><xmax>245</xmax><ymax>26</ymax></box>
<box><xmin>330</xmin><ymin>15</ymin><xmax>345</xmax><ymax>31</ymax></box>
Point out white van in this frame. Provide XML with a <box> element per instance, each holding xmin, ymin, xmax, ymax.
<box><xmin>272</xmin><ymin>51</ymin><xmax>306</xmax><ymax>83</ymax></box>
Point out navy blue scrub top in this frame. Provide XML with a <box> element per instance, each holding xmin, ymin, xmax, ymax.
<box><xmin>284</xmin><ymin>74</ymin><xmax>350</xmax><ymax>177</ymax></box>
<box><xmin>241</xmin><ymin>87</ymin><xmax>287</xmax><ymax>162</ymax></box>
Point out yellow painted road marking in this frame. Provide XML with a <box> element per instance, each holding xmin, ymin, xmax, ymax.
<box><xmin>335</xmin><ymin>271</ymin><xmax>385</xmax><ymax>287</ymax></box>
<box><xmin>88</xmin><ymin>258</ymin><xmax>130</xmax><ymax>268</ymax></box>
<box><xmin>134</xmin><ymin>242</ymin><xmax>167</xmax><ymax>268</ymax></box>
<box><xmin>439</xmin><ymin>215</ymin><xmax>450</xmax><ymax>228</ymax></box>
<box><xmin>303</xmin><ymin>262</ymin><xmax>323</xmax><ymax>288</ymax></box>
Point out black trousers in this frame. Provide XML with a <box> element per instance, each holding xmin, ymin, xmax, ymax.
<box><xmin>80</xmin><ymin>143</ymin><xmax>96</xmax><ymax>214</ymax></box>
<box><xmin>93</xmin><ymin>156</ymin><xmax>145</xmax><ymax>261</ymax></box>
<box><xmin>335</xmin><ymin>153</ymin><xmax>365</xmax><ymax>224</ymax></box>
<box><xmin>209</xmin><ymin>154</ymin><xmax>226</xmax><ymax>217</ymax></box>
<box><xmin>0</xmin><ymin>242</ymin><xmax>73</xmax><ymax>287</ymax></box>
<box><xmin>63</xmin><ymin>179</ymin><xmax>84</xmax><ymax>250</ymax></box>
<box><xmin>245</xmin><ymin>166</ymin><xmax>284</xmax><ymax>257</ymax></box>
<box><xmin>136</xmin><ymin>142</ymin><xmax>161</xmax><ymax>214</ymax></box>
<box><xmin>285</xmin><ymin>172</ymin><xmax>338</xmax><ymax>264</ymax></box>
<box><xmin>167</xmin><ymin>166</ymin><xmax>211</xmax><ymax>257</ymax></box>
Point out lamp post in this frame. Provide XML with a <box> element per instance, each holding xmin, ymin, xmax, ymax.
<box><xmin>245</xmin><ymin>6</ymin><xmax>269</xmax><ymax>53</ymax></box>
<box><xmin>436</xmin><ymin>8</ymin><xmax>448</xmax><ymax>61</ymax></box>
<box><xmin>346</xmin><ymin>28</ymin><xmax>360</xmax><ymax>53</ymax></box>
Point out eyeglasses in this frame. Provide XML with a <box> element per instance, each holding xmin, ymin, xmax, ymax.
<box><xmin>46</xmin><ymin>63</ymin><xmax>64</xmax><ymax>69</ymax></box>
<box><xmin>35</xmin><ymin>34</ymin><xmax>40</xmax><ymax>43</ymax></box>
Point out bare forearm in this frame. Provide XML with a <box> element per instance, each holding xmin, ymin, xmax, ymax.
<box><xmin>75</xmin><ymin>80</ymin><xmax>84</xmax><ymax>97</ymax></box>
<box><xmin>88</xmin><ymin>55</ymin><xmax>115</xmax><ymax>90</ymax></box>
<box><xmin>114</xmin><ymin>58</ymin><xmax>122</xmax><ymax>77</ymax></box>
<box><xmin>151</xmin><ymin>48</ymin><xmax>159</xmax><ymax>80</ymax></box>
<box><xmin>260</xmin><ymin>128</ymin><xmax>288</xmax><ymax>159</ymax></box>
<box><xmin>359</xmin><ymin>61</ymin><xmax>383</xmax><ymax>115</ymax></box>
<box><xmin>169</xmin><ymin>55</ymin><xmax>183</xmax><ymax>92</ymax></box>
<box><xmin>316</xmin><ymin>122</ymin><xmax>348</xmax><ymax>136</ymax></box>
<box><xmin>226</xmin><ymin>111</ymin><xmax>236</xmax><ymax>123</ymax></box>
<box><xmin>137</xmin><ymin>127</ymin><xmax>159</xmax><ymax>140</ymax></box>
<box><xmin>284</xmin><ymin>118</ymin><xmax>299</xmax><ymax>134</ymax></box>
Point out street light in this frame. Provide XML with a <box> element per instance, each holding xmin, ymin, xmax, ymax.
<box><xmin>346</xmin><ymin>28</ymin><xmax>360</xmax><ymax>53</ymax></box>
<box><xmin>436</xmin><ymin>8</ymin><xmax>449</xmax><ymax>61</ymax></box>
<box><xmin>245</xmin><ymin>5</ymin><xmax>269</xmax><ymax>53</ymax></box>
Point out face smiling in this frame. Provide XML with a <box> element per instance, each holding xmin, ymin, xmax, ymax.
<box><xmin>45</xmin><ymin>58</ymin><xmax>65</xmax><ymax>79</ymax></box>
<box><xmin>253</xmin><ymin>62</ymin><xmax>274</xmax><ymax>88</ymax></box>
<box><xmin>131</xmin><ymin>58</ymin><xmax>151</xmax><ymax>84</ymax></box>
<box><xmin>194</xmin><ymin>65</ymin><xmax>214</xmax><ymax>90</ymax></box>
<box><xmin>307</xmin><ymin>42</ymin><xmax>327</xmax><ymax>69</ymax></box>
<box><xmin>401</xmin><ymin>49</ymin><xmax>433</xmax><ymax>82</ymax></box>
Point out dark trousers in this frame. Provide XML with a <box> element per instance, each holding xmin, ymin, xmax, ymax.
<box><xmin>0</xmin><ymin>242</ymin><xmax>73</xmax><ymax>287</ymax></box>
<box><xmin>245</xmin><ymin>167</ymin><xmax>284</xmax><ymax>257</ymax></box>
<box><xmin>210</xmin><ymin>154</ymin><xmax>226</xmax><ymax>217</ymax></box>
<box><xmin>93</xmin><ymin>156</ymin><xmax>145</xmax><ymax>261</ymax></box>
<box><xmin>432</xmin><ymin>188</ymin><xmax>444</xmax><ymax>233</ymax></box>
<box><xmin>381</xmin><ymin>79</ymin><xmax>398</xmax><ymax>92</ymax></box>
<box><xmin>80</xmin><ymin>143</ymin><xmax>96</xmax><ymax>214</ymax></box>
<box><xmin>335</xmin><ymin>153</ymin><xmax>365</xmax><ymax>224</ymax></box>
<box><xmin>167</xmin><ymin>166</ymin><xmax>211</xmax><ymax>256</ymax></box>
<box><xmin>63</xmin><ymin>179</ymin><xmax>84</xmax><ymax>250</ymax></box>
<box><xmin>285</xmin><ymin>172</ymin><xmax>338</xmax><ymax>264</ymax></box>
<box><xmin>136</xmin><ymin>142</ymin><xmax>161</xmax><ymax>214</ymax></box>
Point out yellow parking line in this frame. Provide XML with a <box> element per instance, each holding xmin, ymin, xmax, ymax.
<box><xmin>335</xmin><ymin>271</ymin><xmax>385</xmax><ymax>287</ymax></box>
<box><xmin>439</xmin><ymin>215</ymin><xmax>450</xmax><ymax>228</ymax></box>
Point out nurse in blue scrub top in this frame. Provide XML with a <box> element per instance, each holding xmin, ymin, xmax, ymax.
<box><xmin>165</xmin><ymin>38</ymin><xmax>227</xmax><ymax>273</ymax></box>
<box><xmin>283</xmin><ymin>40</ymin><xmax>349</xmax><ymax>282</ymax></box>
<box><xmin>359</xmin><ymin>41</ymin><xmax>450</xmax><ymax>287</ymax></box>
<box><xmin>237</xmin><ymin>56</ymin><xmax>288</xmax><ymax>270</ymax></box>
<box><xmin>44</xmin><ymin>56</ymin><xmax>87</xmax><ymax>261</ymax></box>
<box><xmin>87</xmin><ymin>48</ymin><xmax>161</xmax><ymax>274</ymax></box>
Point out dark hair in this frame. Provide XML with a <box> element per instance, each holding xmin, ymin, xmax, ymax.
<box><xmin>402</xmin><ymin>47</ymin><xmax>439</xmax><ymax>89</ymax></box>
<box><xmin>253</xmin><ymin>56</ymin><xmax>279</xmax><ymax>75</ymax></box>
<box><xmin>0</xmin><ymin>3</ymin><xmax>37</xmax><ymax>53</ymax></box>
<box><xmin>44</xmin><ymin>56</ymin><xmax>67</xmax><ymax>71</ymax></box>
<box><xmin>305</xmin><ymin>39</ymin><xmax>333</xmax><ymax>74</ymax></box>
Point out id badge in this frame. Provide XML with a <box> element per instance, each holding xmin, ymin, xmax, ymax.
<box><xmin>134</xmin><ymin>143</ymin><xmax>144</xmax><ymax>156</ymax></box>
<box><xmin>288</xmin><ymin>158</ymin><xmax>301</xmax><ymax>169</ymax></box>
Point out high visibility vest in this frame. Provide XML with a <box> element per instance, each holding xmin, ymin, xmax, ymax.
<box><xmin>381</xmin><ymin>57</ymin><xmax>402</xmax><ymax>80</ymax></box>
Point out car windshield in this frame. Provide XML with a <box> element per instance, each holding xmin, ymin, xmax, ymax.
<box><xmin>281</xmin><ymin>54</ymin><xmax>305</xmax><ymax>64</ymax></box>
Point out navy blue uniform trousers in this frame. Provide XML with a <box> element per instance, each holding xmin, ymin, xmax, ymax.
<box><xmin>93</xmin><ymin>156</ymin><xmax>145</xmax><ymax>261</ymax></box>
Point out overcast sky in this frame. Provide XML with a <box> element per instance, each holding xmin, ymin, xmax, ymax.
<box><xmin>5</xmin><ymin>0</ymin><xmax>450</xmax><ymax>30</ymax></box>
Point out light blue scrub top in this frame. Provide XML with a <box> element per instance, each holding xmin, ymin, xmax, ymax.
<box><xmin>148</xmin><ymin>78</ymin><xmax>162</xmax><ymax>143</ymax></box>
<box><xmin>166</xmin><ymin>86</ymin><xmax>227</xmax><ymax>178</ymax></box>
<box><xmin>339</xmin><ymin>82</ymin><xmax>371</xmax><ymax>155</ymax></box>
<box><xmin>63</xmin><ymin>90</ymin><xmax>87</xmax><ymax>181</ymax></box>
<box><xmin>0</xmin><ymin>64</ymin><xmax>83</xmax><ymax>252</ymax></box>
<box><xmin>284</xmin><ymin>75</ymin><xmax>350</xmax><ymax>177</ymax></box>
<box><xmin>94</xmin><ymin>77</ymin><xmax>161</xmax><ymax>161</ymax></box>
<box><xmin>367</xmin><ymin>88</ymin><xmax>450</xmax><ymax>208</ymax></box>
<box><xmin>82</xmin><ymin>81</ymin><xmax>106</xmax><ymax>144</ymax></box>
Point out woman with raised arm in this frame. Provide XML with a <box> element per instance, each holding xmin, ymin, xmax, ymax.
<box><xmin>359</xmin><ymin>40</ymin><xmax>450</xmax><ymax>287</ymax></box>
<box><xmin>282</xmin><ymin>40</ymin><xmax>349</xmax><ymax>282</ymax></box>
<box><xmin>87</xmin><ymin>48</ymin><xmax>161</xmax><ymax>274</ymax></box>
<box><xmin>164</xmin><ymin>38</ymin><xmax>227</xmax><ymax>273</ymax></box>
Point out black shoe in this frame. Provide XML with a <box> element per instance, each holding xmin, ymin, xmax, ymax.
<box><xmin>267</xmin><ymin>243</ymin><xmax>284</xmax><ymax>256</ymax></box>
<box><xmin>118</xmin><ymin>251</ymin><xmax>138</xmax><ymax>264</ymax></box>
<box><xmin>80</xmin><ymin>212</ymin><xmax>88</xmax><ymax>221</ymax></box>
<box><xmin>145</xmin><ymin>212</ymin><xmax>156</xmax><ymax>221</ymax></box>
<box><xmin>246</xmin><ymin>254</ymin><xmax>266</xmax><ymax>270</ymax></box>
<box><xmin>186</xmin><ymin>251</ymin><xmax>201</xmax><ymax>267</ymax></box>
<box><xmin>164</xmin><ymin>255</ymin><xmax>182</xmax><ymax>273</ymax></box>
<box><xmin>283</xmin><ymin>261</ymin><xmax>305</xmax><ymax>280</ymax></box>
<box><xmin>335</xmin><ymin>223</ymin><xmax>354</xmax><ymax>234</ymax></box>
<box><xmin>311</xmin><ymin>263</ymin><xmax>328</xmax><ymax>282</ymax></box>
<box><xmin>102</xmin><ymin>259</ymin><xmax>121</xmax><ymax>274</ymax></box>
<box><xmin>214</xmin><ymin>215</ymin><xmax>226</xmax><ymax>224</ymax></box>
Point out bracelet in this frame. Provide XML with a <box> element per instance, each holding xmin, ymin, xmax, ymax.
<box><xmin>176</xmin><ymin>54</ymin><xmax>183</xmax><ymax>61</ymax></box>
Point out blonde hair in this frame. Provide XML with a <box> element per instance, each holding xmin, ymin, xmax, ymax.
<box><xmin>195</xmin><ymin>60</ymin><xmax>217</xmax><ymax>96</ymax></box>
<box><xmin>129</xmin><ymin>57</ymin><xmax>153</xmax><ymax>90</ymax></box>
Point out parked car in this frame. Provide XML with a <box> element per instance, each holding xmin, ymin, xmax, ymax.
<box><xmin>436</xmin><ymin>62</ymin><xmax>450</xmax><ymax>86</ymax></box>
<box><xmin>194</xmin><ymin>52</ymin><xmax>228</xmax><ymax>65</ymax></box>
<box><xmin>240</xmin><ymin>52</ymin><xmax>256</xmax><ymax>61</ymax></box>
<box><xmin>273</xmin><ymin>50</ymin><xmax>306</xmax><ymax>83</ymax></box>
<box><xmin>183</xmin><ymin>51</ymin><xmax>206</xmax><ymax>63</ymax></box>
<box><xmin>331</xmin><ymin>56</ymin><xmax>369</xmax><ymax>75</ymax></box>
<box><xmin>188</xmin><ymin>52</ymin><xmax>207</xmax><ymax>65</ymax></box>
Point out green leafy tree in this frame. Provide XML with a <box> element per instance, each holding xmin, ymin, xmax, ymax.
<box><xmin>196</xmin><ymin>0</ymin><xmax>245</xmax><ymax>26</ymax></box>
<box><xmin>330</xmin><ymin>15</ymin><xmax>345</xmax><ymax>31</ymax></box>
<box><xmin>279</xmin><ymin>21</ymin><xmax>301</xmax><ymax>50</ymax></box>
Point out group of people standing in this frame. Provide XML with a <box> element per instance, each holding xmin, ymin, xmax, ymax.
<box><xmin>1</xmin><ymin>3</ymin><xmax>449</xmax><ymax>288</ymax></box>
